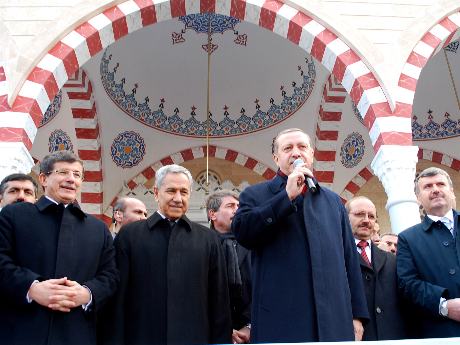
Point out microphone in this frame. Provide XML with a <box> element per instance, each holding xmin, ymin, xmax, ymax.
<box><xmin>293</xmin><ymin>158</ymin><xmax>317</xmax><ymax>194</ymax></box>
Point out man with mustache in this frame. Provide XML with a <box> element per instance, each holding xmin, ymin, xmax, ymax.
<box><xmin>398</xmin><ymin>167</ymin><xmax>460</xmax><ymax>337</ymax></box>
<box><xmin>0</xmin><ymin>173</ymin><xmax>37</xmax><ymax>208</ymax></box>
<box><xmin>232</xmin><ymin>128</ymin><xmax>368</xmax><ymax>343</ymax></box>
<box><xmin>0</xmin><ymin>150</ymin><xmax>118</xmax><ymax>345</ymax></box>
<box><xmin>206</xmin><ymin>190</ymin><xmax>251</xmax><ymax>344</ymax></box>
<box><xmin>346</xmin><ymin>196</ymin><xmax>407</xmax><ymax>340</ymax></box>
<box><xmin>105</xmin><ymin>164</ymin><xmax>232</xmax><ymax>345</ymax></box>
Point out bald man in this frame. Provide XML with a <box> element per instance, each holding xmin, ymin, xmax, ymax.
<box><xmin>112</xmin><ymin>197</ymin><xmax>147</xmax><ymax>237</ymax></box>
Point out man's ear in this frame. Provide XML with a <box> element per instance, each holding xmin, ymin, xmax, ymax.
<box><xmin>153</xmin><ymin>187</ymin><xmax>159</xmax><ymax>202</ymax></box>
<box><xmin>38</xmin><ymin>173</ymin><xmax>47</xmax><ymax>188</ymax></box>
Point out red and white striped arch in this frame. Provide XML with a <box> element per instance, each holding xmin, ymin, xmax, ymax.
<box><xmin>397</xmin><ymin>11</ymin><xmax>460</xmax><ymax>119</ymax></box>
<box><xmin>417</xmin><ymin>148</ymin><xmax>460</xmax><ymax>171</ymax></box>
<box><xmin>340</xmin><ymin>166</ymin><xmax>374</xmax><ymax>202</ymax></box>
<box><xmin>340</xmin><ymin>148</ymin><xmax>460</xmax><ymax>202</ymax></box>
<box><xmin>4</xmin><ymin>0</ymin><xmax>401</xmax><ymax>157</ymax></box>
<box><xmin>313</xmin><ymin>75</ymin><xmax>347</xmax><ymax>188</ymax></box>
<box><xmin>102</xmin><ymin>145</ymin><xmax>276</xmax><ymax>224</ymax></box>
<box><xmin>62</xmin><ymin>69</ymin><xmax>104</xmax><ymax>219</ymax></box>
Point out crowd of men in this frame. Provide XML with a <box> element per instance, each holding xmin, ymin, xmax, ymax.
<box><xmin>0</xmin><ymin>127</ymin><xmax>459</xmax><ymax>345</ymax></box>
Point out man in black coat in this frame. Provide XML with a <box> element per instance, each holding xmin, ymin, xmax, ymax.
<box><xmin>232</xmin><ymin>128</ymin><xmax>368</xmax><ymax>343</ymax></box>
<box><xmin>346</xmin><ymin>196</ymin><xmax>407</xmax><ymax>340</ymax></box>
<box><xmin>206</xmin><ymin>190</ymin><xmax>251</xmax><ymax>344</ymax></box>
<box><xmin>0</xmin><ymin>150</ymin><xmax>118</xmax><ymax>345</ymax></box>
<box><xmin>398</xmin><ymin>167</ymin><xmax>460</xmax><ymax>337</ymax></box>
<box><xmin>104</xmin><ymin>164</ymin><xmax>232</xmax><ymax>345</ymax></box>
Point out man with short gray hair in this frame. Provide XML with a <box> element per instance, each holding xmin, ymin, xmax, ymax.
<box><xmin>397</xmin><ymin>166</ymin><xmax>460</xmax><ymax>337</ymax></box>
<box><xmin>105</xmin><ymin>164</ymin><xmax>232</xmax><ymax>345</ymax></box>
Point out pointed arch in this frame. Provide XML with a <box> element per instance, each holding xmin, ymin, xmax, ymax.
<box><xmin>3</xmin><ymin>0</ymin><xmax>404</xmax><ymax>159</ymax></box>
<box><xmin>313</xmin><ymin>75</ymin><xmax>347</xmax><ymax>188</ymax></box>
<box><xmin>397</xmin><ymin>11</ymin><xmax>460</xmax><ymax>119</ymax></box>
<box><xmin>101</xmin><ymin>145</ymin><xmax>276</xmax><ymax>224</ymax></box>
<box><xmin>63</xmin><ymin>69</ymin><xmax>104</xmax><ymax>218</ymax></box>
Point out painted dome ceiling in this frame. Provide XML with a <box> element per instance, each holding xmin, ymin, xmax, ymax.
<box><xmin>99</xmin><ymin>14</ymin><xmax>316</xmax><ymax>137</ymax></box>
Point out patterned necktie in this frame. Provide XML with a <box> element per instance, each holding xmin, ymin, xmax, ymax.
<box><xmin>357</xmin><ymin>240</ymin><xmax>371</xmax><ymax>267</ymax></box>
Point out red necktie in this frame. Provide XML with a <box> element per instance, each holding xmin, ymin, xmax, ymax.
<box><xmin>357</xmin><ymin>240</ymin><xmax>371</xmax><ymax>267</ymax></box>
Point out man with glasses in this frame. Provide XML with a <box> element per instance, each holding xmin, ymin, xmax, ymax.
<box><xmin>0</xmin><ymin>150</ymin><xmax>118</xmax><ymax>345</ymax></box>
<box><xmin>346</xmin><ymin>196</ymin><xmax>407</xmax><ymax>340</ymax></box>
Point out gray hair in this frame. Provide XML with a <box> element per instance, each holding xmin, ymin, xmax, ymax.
<box><xmin>272</xmin><ymin>128</ymin><xmax>311</xmax><ymax>155</ymax></box>
<box><xmin>414</xmin><ymin>167</ymin><xmax>453</xmax><ymax>195</ymax></box>
<box><xmin>206</xmin><ymin>189</ymin><xmax>239</xmax><ymax>222</ymax></box>
<box><xmin>113</xmin><ymin>197</ymin><xmax>129</xmax><ymax>213</ymax></box>
<box><xmin>155</xmin><ymin>164</ymin><xmax>193</xmax><ymax>189</ymax></box>
<box><xmin>40</xmin><ymin>150</ymin><xmax>83</xmax><ymax>175</ymax></box>
<box><xmin>381</xmin><ymin>233</ymin><xmax>398</xmax><ymax>240</ymax></box>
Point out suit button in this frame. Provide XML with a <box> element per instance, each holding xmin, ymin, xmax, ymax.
<box><xmin>376</xmin><ymin>307</ymin><xmax>382</xmax><ymax>314</ymax></box>
<box><xmin>266</xmin><ymin>217</ymin><xmax>273</xmax><ymax>223</ymax></box>
<box><xmin>443</xmin><ymin>241</ymin><xmax>449</xmax><ymax>246</ymax></box>
<box><xmin>449</xmin><ymin>268</ymin><xmax>456</xmax><ymax>275</ymax></box>
<box><xmin>365</xmin><ymin>275</ymin><xmax>371</xmax><ymax>281</ymax></box>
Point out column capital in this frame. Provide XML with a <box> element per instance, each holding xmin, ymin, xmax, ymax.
<box><xmin>371</xmin><ymin>145</ymin><xmax>420</xmax><ymax>233</ymax></box>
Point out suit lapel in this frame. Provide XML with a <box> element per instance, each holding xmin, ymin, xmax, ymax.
<box><xmin>371</xmin><ymin>243</ymin><xmax>386</xmax><ymax>273</ymax></box>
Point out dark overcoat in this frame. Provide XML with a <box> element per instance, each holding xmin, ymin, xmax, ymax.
<box><xmin>232</xmin><ymin>175</ymin><xmax>368</xmax><ymax>343</ymax></box>
<box><xmin>104</xmin><ymin>212</ymin><xmax>232</xmax><ymax>345</ymax></box>
<box><xmin>0</xmin><ymin>196</ymin><xmax>118</xmax><ymax>345</ymax></box>
<box><xmin>397</xmin><ymin>210</ymin><xmax>460</xmax><ymax>338</ymax></box>
<box><xmin>360</xmin><ymin>244</ymin><xmax>407</xmax><ymax>340</ymax></box>
<box><xmin>214</xmin><ymin>231</ymin><xmax>252</xmax><ymax>330</ymax></box>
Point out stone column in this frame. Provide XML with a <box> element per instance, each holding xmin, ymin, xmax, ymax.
<box><xmin>0</xmin><ymin>142</ymin><xmax>34</xmax><ymax>182</ymax></box>
<box><xmin>371</xmin><ymin>145</ymin><xmax>420</xmax><ymax>234</ymax></box>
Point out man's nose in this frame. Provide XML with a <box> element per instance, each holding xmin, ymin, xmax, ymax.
<box><xmin>172</xmin><ymin>191</ymin><xmax>182</xmax><ymax>201</ymax></box>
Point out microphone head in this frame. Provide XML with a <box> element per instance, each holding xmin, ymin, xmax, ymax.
<box><xmin>293</xmin><ymin>158</ymin><xmax>304</xmax><ymax>168</ymax></box>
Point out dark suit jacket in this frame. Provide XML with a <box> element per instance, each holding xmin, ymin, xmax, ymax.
<box><xmin>397</xmin><ymin>209</ymin><xmax>460</xmax><ymax>337</ymax></box>
<box><xmin>360</xmin><ymin>243</ymin><xmax>407</xmax><ymax>340</ymax></box>
<box><xmin>0</xmin><ymin>196</ymin><xmax>118</xmax><ymax>345</ymax></box>
<box><xmin>232</xmin><ymin>174</ymin><xmax>368</xmax><ymax>343</ymax></box>
<box><xmin>104</xmin><ymin>212</ymin><xmax>232</xmax><ymax>345</ymax></box>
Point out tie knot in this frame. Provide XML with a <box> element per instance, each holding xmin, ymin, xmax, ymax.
<box><xmin>357</xmin><ymin>240</ymin><xmax>368</xmax><ymax>249</ymax></box>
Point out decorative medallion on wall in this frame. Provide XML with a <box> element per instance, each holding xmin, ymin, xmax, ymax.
<box><xmin>412</xmin><ymin>110</ymin><xmax>460</xmax><ymax>140</ymax></box>
<box><xmin>40</xmin><ymin>91</ymin><xmax>62</xmax><ymax>127</ymax></box>
<box><xmin>111</xmin><ymin>131</ymin><xmax>146</xmax><ymax>168</ymax></box>
<box><xmin>172</xmin><ymin>14</ymin><xmax>246</xmax><ymax>54</ymax></box>
<box><xmin>48</xmin><ymin>129</ymin><xmax>73</xmax><ymax>152</ymax></box>
<box><xmin>101</xmin><ymin>50</ymin><xmax>316</xmax><ymax>137</ymax></box>
<box><xmin>340</xmin><ymin>132</ymin><xmax>365</xmax><ymax>168</ymax></box>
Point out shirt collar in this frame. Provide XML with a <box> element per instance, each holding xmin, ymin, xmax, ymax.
<box><xmin>428</xmin><ymin>209</ymin><xmax>454</xmax><ymax>228</ymax></box>
<box><xmin>354</xmin><ymin>238</ymin><xmax>371</xmax><ymax>246</ymax></box>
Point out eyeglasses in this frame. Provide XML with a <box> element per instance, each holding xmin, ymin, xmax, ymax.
<box><xmin>47</xmin><ymin>169</ymin><xmax>84</xmax><ymax>181</ymax></box>
<box><xmin>350</xmin><ymin>211</ymin><xmax>376</xmax><ymax>221</ymax></box>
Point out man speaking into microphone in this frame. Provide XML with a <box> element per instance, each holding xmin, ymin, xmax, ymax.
<box><xmin>232</xmin><ymin>128</ymin><xmax>368</xmax><ymax>343</ymax></box>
